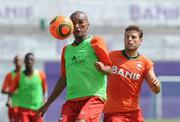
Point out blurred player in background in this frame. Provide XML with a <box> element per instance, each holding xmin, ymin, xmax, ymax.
<box><xmin>1</xmin><ymin>55</ymin><xmax>23</xmax><ymax>122</ymax></box>
<box><xmin>103</xmin><ymin>25</ymin><xmax>161</xmax><ymax>122</ymax></box>
<box><xmin>37</xmin><ymin>10</ymin><xmax>112</xmax><ymax>122</ymax></box>
<box><xmin>9</xmin><ymin>52</ymin><xmax>48</xmax><ymax>122</ymax></box>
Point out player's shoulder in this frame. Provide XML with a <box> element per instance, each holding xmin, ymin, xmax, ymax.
<box><xmin>37</xmin><ymin>70</ymin><xmax>45</xmax><ymax>75</ymax></box>
<box><xmin>109</xmin><ymin>50</ymin><xmax>123</xmax><ymax>55</ymax></box>
<box><xmin>6</xmin><ymin>71</ymin><xmax>13</xmax><ymax>76</ymax></box>
<box><xmin>5</xmin><ymin>71</ymin><xmax>14</xmax><ymax>77</ymax></box>
<box><xmin>139</xmin><ymin>54</ymin><xmax>153</xmax><ymax>63</ymax></box>
<box><xmin>12</xmin><ymin>71</ymin><xmax>21</xmax><ymax>81</ymax></box>
<box><xmin>92</xmin><ymin>35</ymin><xmax>105</xmax><ymax>42</ymax></box>
<box><xmin>92</xmin><ymin>35</ymin><xmax>103</xmax><ymax>39</ymax></box>
<box><xmin>36</xmin><ymin>70</ymin><xmax>46</xmax><ymax>79</ymax></box>
<box><xmin>139</xmin><ymin>54</ymin><xmax>150</xmax><ymax>60</ymax></box>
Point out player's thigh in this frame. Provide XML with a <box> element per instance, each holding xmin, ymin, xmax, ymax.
<box><xmin>19</xmin><ymin>113</ymin><xmax>30</xmax><ymax>122</ymax></box>
<box><xmin>104</xmin><ymin>110</ymin><xmax>144</xmax><ymax>122</ymax></box>
<box><xmin>130</xmin><ymin>109</ymin><xmax>144</xmax><ymax>122</ymax></box>
<box><xmin>75</xmin><ymin>119</ymin><xmax>86</xmax><ymax>122</ymax></box>
<box><xmin>60</xmin><ymin>101</ymin><xmax>79</xmax><ymax>122</ymax></box>
<box><xmin>77</xmin><ymin>97</ymin><xmax>105</xmax><ymax>122</ymax></box>
<box><xmin>9</xmin><ymin>107</ymin><xmax>20</xmax><ymax>122</ymax></box>
<box><xmin>31</xmin><ymin>117</ymin><xmax>44</xmax><ymax>122</ymax></box>
<box><xmin>59</xmin><ymin>114</ymin><xmax>77</xmax><ymax>122</ymax></box>
<box><xmin>103</xmin><ymin>113</ymin><xmax>126</xmax><ymax>122</ymax></box>
<box><xmin>8</xmin><ymin>107</ymin><xmax>14</xmax><ymax>121</ymax></box>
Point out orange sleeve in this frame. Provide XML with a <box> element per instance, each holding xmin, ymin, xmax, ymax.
<box><xmin>60</xmin><ymin>46</ymin><xmax>67</xmax><ymax>77</ymax></box>
<box><xmin>91</xmin><ymin>36</ymin><xmax>112</xmax><ymax>66</ymax></box>
<box><xmin>39</xmin><ymin>71</ymin><xmax>48</xmax><ymax>94</ymax></box>
<box><xmin>2</xmin><ymin>72</ymin><xmax>12</xmax><ymax>92</ymax></box>
<box><xmin>144</xmin><ymin>57</ymin><xmax>154</xmax><ymax>74</ymax></box>
<box><xmin>9</xmin><ymin>73</ymin><xmax>20</xmax><ymax>93</ymax></box>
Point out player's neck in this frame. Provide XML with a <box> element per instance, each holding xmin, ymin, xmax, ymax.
<box><xmin>24</xmin><ymin>68</ymin><xmax>34</xmax><ymax>76</ymax></box>
<box><xmin>124</xmin><ymin>49</ymin><xmax>139</xmax><ymax>59</ymax></box>
<box><xmin>14</xmin><ymin>67</ymin><xmax>21</xmax><ymax>72</ymax></box>
<box><xmin>73</xmin><ymin>35</ymin><xmax>88</xmax><ymax>46</ymax></box>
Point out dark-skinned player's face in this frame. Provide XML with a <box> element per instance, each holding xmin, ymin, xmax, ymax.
<box><xmin>70</xmin><ymin>13</ymin><xmax>89</xmax><ymax>39</ymax></box>
<box><xmin>24</xmin><ymin>54</ymin><xmax>34</xmax><ymax>69</ymax></box>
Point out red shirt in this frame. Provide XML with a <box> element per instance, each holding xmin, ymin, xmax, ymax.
<box><xmin>104</xmin><ymin>50</ymin><xmax>153</xmax><ymax>113</ymax></box>
<box><xmin>2</xmin><ymin>72</ymin><xmax>16</xmax><ymax>92</ymax></box>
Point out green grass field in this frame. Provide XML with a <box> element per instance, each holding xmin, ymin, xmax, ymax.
<box><xmin>146</xmin><ymin>119</ymin><xmax>180</xmax><ymax>122</ymax></box>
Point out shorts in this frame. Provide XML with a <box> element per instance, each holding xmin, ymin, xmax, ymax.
<box><xmin>8</xmin><ymin>107</ymin><xmax>19</xmax><ymax>122</ymax></box>
<box><xmin>103</xmin><ymin>109</ymin><xmax>144</xmax><ymax>122</ymax></box>
<box><xmin>17</xmin><ymin>107</ymin><xmax>44</xmax><ymax>122</ymax></box>
<box><xmin>60</xmin><ymin>96</ymin><xmax>105</xmax><ymax>122</ymax></box>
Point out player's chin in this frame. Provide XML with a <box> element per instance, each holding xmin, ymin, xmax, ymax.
<box><xmin>126</xmin><ymin>47</ymin><xmax>135</xmax><ymax>51</ymax></box>
<box><xmin>75</xmin><ymin>34</ymin><xmax>87</xmax><ymax>39</ymax></box>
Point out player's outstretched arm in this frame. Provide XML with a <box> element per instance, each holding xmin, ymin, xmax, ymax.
<box><xmin>36</xmin><ymin>76</ymin><xmax>66</xmax><ymax>117</ymax></box>
<box><xmin>95</xmin><ymin>62</ymin><xmax>112</xmax><ymax>75</ymax></box>
<box><xmin>145</xmin><ymin>67</ymin><xmax>160</xmax><ymax>94</ymax></box>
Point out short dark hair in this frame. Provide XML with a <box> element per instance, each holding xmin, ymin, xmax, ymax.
<box><xmin>25</xmin><ymin>52</ymin><xmax>34</xmax><ymax>59</ymax></box>
<box><xmin>70</xmin><ymin>10</ymin><xmax>88</xmax><ymax>21</ymax></box>
<box><xmin>125</xmin><ymin>25</ymin><xmax>143</xmax><ymax>38</ymax></box>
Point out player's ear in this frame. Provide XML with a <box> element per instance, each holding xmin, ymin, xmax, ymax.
<box><xmin>139</xmin><ymin>38</ymin><xmax>143</xmax><ymax>46</ymax></box>
<box><xmin>87</xmin><ymin>22</ymin><xmax>90</xmax><ymax>29</ymax></box>
<box><xmin>140</xmin><ymin>38</ymin><xmax>143</xmax><ymax>43</ymax></box>
<box><xmin>141</xmin><ymin>38</ymin><xmax>143</xmax><ymax>42</ymax></box>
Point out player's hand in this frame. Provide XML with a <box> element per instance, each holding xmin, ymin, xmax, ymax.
<box><xmin>95</xmin><ymin>62</ymin><xmax>105</xmax><ymax>72</ymax></box>
<box><xmin>36</xmin><ymin>104</ymin><xmax>48</xmax><ymax>117</ymax></box>
<box><xmin>95</xmin><ymin>62</ymin><xmax>112</xmax><ymax>74</ymax></box>
<box><xmin>6</xmin><ymin>99</ymin><xmax>11</xmax><ymax>108</ymax></box>
<box><xmin>152</xmin><ymin>79</ymin><xmax>160</xmax><ymax>87</ymax></box>
<box><xmin>150</xmin><ymin>78</ymin><xmax>160</xmax><ymax>94</ymax></box>
<box><xmin>6</xmin><ymin>102</ymin><xmax>10</xmax><ymax>107</ymax></box>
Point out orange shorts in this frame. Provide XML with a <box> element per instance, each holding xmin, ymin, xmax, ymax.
<box><xmin>60</xmin><ymin>96</ymin><xmax>105</xmax><ymax>122</ymax></box>
<box><xmin>8</xmin><ymin>107</ymin><xmax>19</xmax><ymax>122</ymax></box>
<box><xmin>103</xmin><ymin>109</ymin><xmax>144</xmax><ymax>122</ymax></box>
<box><xmin>17</xmin><ymin>107</ymin><xmax>43</xmax><ymax>122</ymax></box>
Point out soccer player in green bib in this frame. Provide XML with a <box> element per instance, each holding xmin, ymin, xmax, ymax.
<box><xmin>37</xmin><ymin>11</ymin><xmax>112</xmax><ymax>122</ymax></box>
<box><xmin>9</xmin><ymin>53</ymin><xmax>48</xmax><ymax>122</ymax></box>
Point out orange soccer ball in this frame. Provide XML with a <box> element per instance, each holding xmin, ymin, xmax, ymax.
<box><xmin>49</xmin><ymin>16</ymin><xmax>74</xmax><ymax>40</ymax></box>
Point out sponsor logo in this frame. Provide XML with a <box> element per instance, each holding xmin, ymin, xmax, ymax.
<box><xmin>69</xmin><ymin>55</ymin><xmax>86</xmax><ymax>65</ymax></box>
<box><xmin>136</xmin><ymin>62</ymin><xmax>142</xmax><ymax>70</ymax></box>
<box><xmin>112</xmin><ymin>65</ymin><xmax>141</xmax><ymax>80</ymax></box>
